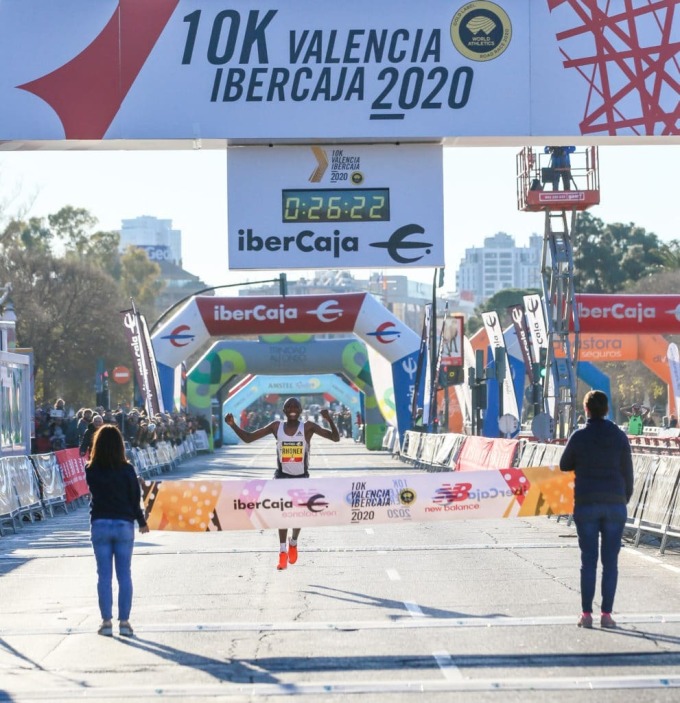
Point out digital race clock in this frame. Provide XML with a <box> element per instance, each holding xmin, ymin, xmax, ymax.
<box><xmin>282</xmin><ymin>188</ymin><xmax>390</xmax><ymax>223</ymax></box>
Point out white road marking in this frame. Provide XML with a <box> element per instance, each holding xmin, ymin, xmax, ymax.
<box><xmin>4</xmin><ymin>613</ymin><xmax>678</xmax><ymax>637</ymax></box>
<box><xmin>8</xmin><ymin>675</ymin><xmax>680</xmax><ymax>698</ymax></box>
<box><xmin>364</xmin><ymin>528</ymin><xmax>374</xmax><ymax>535</ymax></box>
<box><xmin>433</xmin><ymin>649</ymin><xmax>464</xmax><ymax>680</ymax></box>
<box><xmin>625</xmin><ymin>546</ymin><xmax>680</xmax><ymax>574</ymax></box>
<box><xmin>386</xmin><ymin>568</ymin><xmax>401</xmax><ymax>581</ymax></box>
<box><xmin>403</xmin><ymin>600</ymin><xmax>425</xmax><ymax>617</ymax></box>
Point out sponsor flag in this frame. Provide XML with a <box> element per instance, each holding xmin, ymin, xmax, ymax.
<box><xmin>429</xmin><ymin>302</ymin><xmax>449</xmax><ymax>425</ymax></box>
<box><xmin>668</xmin><ymin>343</ymin><xmax>680</xmax><ymax>416</ymax></box>
<box><xmin>508</xmin><ymin>304</ymin><xmax>535</xmax><ymax>383</ymax></box>
<box><xmin>481</xmin><ymin>312</ymin><xmax>519</xmax><ymax>421</ymax></box>
<box><xmin>523</xmin><ymin>294</ymin><xmax>548</xmax><ymax>363</ymax></box>
<box><xmin>121</xmin><ymin>302</ymin><xmax>165</xmax><ymax>417</ymax></box>
<box><xmin>523</xmin><ymin>293</ymin><xmax>555</xmax><ymax>416</ymax></box>
<box><xmin>422</xmin><ymin>304</ymin><xmax>433</xmax><ymax>425</ymax></box>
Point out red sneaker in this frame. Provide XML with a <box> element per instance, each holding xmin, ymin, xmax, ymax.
<box><xmin>288</xmin><ymin>543</ymin><xmax>298</xmax><ymax>565</ymax></box>
<box><xmin>277</xmin><ymin>551</ymin><xmax>288</xmax><ymax>570</ymax></box>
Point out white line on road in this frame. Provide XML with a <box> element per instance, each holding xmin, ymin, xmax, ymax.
<box><xmin>0</xmin><ymin>542</ymin><xmax>582</xmax><ymax>560</ymax></box>
<box><xmin>3</xmin><ymin>613</ymin><xmax>680</xmax><ymax>637</ymax></box>
<box><xmin>433</xmin><ymin>650</ymin><xmax>464</xmax><ymax>680</ymax></box>
<box><xmin>403</xmin><ymin>600</ymin><xmax>425</xmax><ymax>617</ymax></box>
<box><xmin>364</xmin><ymin>528</ymin><xmax>374</xmax><ymax>534</ymax></box>
<box><xmin>386</xmin><ymin>568</ymin><xmax>401</xmax><ymax>581</ymax></box>
<box><xmin>625</xmin><ymin>546</ymin><xmax>680</xmax><ymax>574</ymax></box>
<box><xmin>8</xmin><ymin>674</ymin><xmax>680</xmax><ymax>698</ymax></box>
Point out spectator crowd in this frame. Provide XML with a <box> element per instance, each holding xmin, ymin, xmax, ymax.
<box><xmin>32</xmin><ymin>398</ymin><xmax>209</xmax><ymax>455</ymax></box>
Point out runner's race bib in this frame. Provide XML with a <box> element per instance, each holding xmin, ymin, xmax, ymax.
<box><xmin>281</xmin><ymin>441</ymin><xmax>305</xmax><ymax>475</ymax></box>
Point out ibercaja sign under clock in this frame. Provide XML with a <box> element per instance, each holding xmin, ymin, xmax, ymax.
<box><xmin>227</xmin><ymin>143</ymin><xmax>444</xmax><ymax>270</ymax></box>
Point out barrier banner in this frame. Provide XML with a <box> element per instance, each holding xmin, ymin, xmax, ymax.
<box><xmin>54</xmin><ymin>448</ymin><xmax>88</xmax><ymax>503</ymax></box>
<box><xmin>141</xmin><ymin>466</ymin><xmax>574</xmax><ymax>532</ymax></box>
<box><xmin>0</xmin><ymin>458</ymin><xmax>21</xmax><ymax>516</ymax></box>
<box><xmin>455</xmin><ymin>436</ymin><xmax>519</xmax><ymax>473</ymax></box>
<box><xmin>30</xmin><ymin>454</ymin><xmax>66</xmax><ymax>503</ymax></box>
<box><xmin>5</xmin><ymin>456</ymin><xmax>41</xmax><ymax>508</ymax></box>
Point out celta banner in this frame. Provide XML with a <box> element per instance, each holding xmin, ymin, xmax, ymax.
<box><xmin>508</xmin><ymin>304</ymin><xmax>535</xmax><ymax>383</ymax></box>
<box><xmin>141</xmin><ymin>466</ymin><xmax>574</xmax><ymax>532</ymax></box>
<box><xmin>122</xmin><ymin>309</ymin><xmax>165</xmax><ymax>417</ymax></box>
<box><xmin>523</xmin><ymin>294</ymin><xmax>548</xmax><ymax>363</ymax></box>
<box><xmin>668</xmin><ymin>343</ymin><xmax>680</xmax><ymax>416</ymax></box>
<box><xmin>0</xmin><ymin>1</ymin><xmax>674</xmax><ymax>142</ymax></box>
<box><xmin>481</xmin><ymin>312</ymin><xmax>519</xmax><ymax>421</ymax></box>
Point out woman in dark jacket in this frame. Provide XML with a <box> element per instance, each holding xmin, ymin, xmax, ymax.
<box><xmin>86</xmin><ymin>424</ymin><xmax>149</xmax><ymax>637</ymax></box>
<box><xmin>560</xmin><ymin>390</ymin><xmax>634</xmax><ymax>630</ymax></box>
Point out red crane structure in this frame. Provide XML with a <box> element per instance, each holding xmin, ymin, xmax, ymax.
<box><xmin>516</xmin><ymin>146</ymin><xmax>601</xmax><ymax>439</ymax></box>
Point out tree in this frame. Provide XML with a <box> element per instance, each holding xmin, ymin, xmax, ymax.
<box><xmin>467</xmin><ymin>287</ymin><xmax>541</xmax><ymax>335</ymax></box>
<box><xmin>572</xmin><ymin>212</ymin><xmax>664</xmax><ymax>292</ymax></box>
<box><xmin>119</xmin><ymin>246</ymin><xmax>164</xmax><ymax>316</ymax></box>
<box><xmin>0</xmin><ymin>206</ymin><xmax>164</xmax><ymax>405</ymax></box>
<box><xmin>0</xmin><ymin>247</ymin><xmax>129</xmax><ymax>402</ymax></box>
<box><xmin>48</xmin><ymin>206</ymin><xmax>99</xmax><ymax>257</ymax></box>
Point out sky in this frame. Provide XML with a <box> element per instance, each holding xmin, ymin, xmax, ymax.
<box><xmin>0</xmin><ymin>144</ymin><xmax>678</xmax><ymax>293</ymax></box>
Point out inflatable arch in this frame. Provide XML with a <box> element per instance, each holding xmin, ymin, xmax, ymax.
<box><xmin>186</xmin><ymin>336</ymin><xmax>384</xmax><ymax>449</ymax></box>
<box><xmin>221</xmin><ymin>373</ymin><xmax>360</xmax><ymax>444</ymax></box>
<box><xmin>152</xmin><ymin>293</ymin><xmax>421</xmax><ymax>442</ymax></box>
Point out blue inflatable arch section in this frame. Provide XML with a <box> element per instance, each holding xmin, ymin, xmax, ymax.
<box><xmin>221</xmin><ymin>373</ymin><xmax>360</xmax><ymax>444</ymax></box>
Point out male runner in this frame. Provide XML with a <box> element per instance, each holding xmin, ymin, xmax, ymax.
<box><xmin>225</xmin><ymin>397</ymin><xmax>340</xmax><ymax>570</ymax></box>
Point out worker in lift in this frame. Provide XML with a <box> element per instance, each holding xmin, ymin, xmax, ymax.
<box><xmin>545</xmin><ymin>146</ymin><xmax>576</xmax><ymax>191</ymax></box>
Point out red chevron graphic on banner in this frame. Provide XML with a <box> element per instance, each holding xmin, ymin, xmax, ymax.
<box><xmin>18</xmin><ymin>0</ymin><xmax>179</xmax><ymax>139</ymax></box>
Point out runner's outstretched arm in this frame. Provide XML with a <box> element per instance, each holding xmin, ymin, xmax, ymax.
<box><xmin>224</xmin><ymin>413</ymin><xmax>277</xmax><ymax>443</ymax></box>
<box><xmin>308</xmin><ymin>408</ymin><xmax>340</xmax><ymax>442</ymax></box>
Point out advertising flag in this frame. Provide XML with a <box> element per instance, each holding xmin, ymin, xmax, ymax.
<box><xmin>122</xmin><ymin>305</ymin><xmax>165</xmax><ymax>417</ymax></box>
<box><xmin>508</xmin><ymin>304</ymin><xmax>535</xmax><ymax>383</ymax></box>
<box><xmin>481</xmin><ymin>312</ymin><xmax>519</xmax><ymax>422</ymax></box>
<box><xmin>668</xmin><ymin>343</ymin><xmax>680</xmax><ymax>416</ymax></box>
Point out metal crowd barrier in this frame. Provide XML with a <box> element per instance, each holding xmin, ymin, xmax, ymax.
<box><xmin>0</xmin><ymin>437</ymin><xmax>201</xmax><ymax>537</ymax></box>
<box><xmin>396</xmin><ymin>432</ymin><xmax>680</xmax><ymax>554</ymax></box>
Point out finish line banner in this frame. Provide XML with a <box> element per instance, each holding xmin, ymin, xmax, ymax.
<box><xmin>141</xmin><ymin>467</ymin><xmax>574</xmax><ymax>532</ymax></box>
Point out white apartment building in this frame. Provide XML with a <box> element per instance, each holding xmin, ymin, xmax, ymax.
<box><xmin>119</xmin><ymin>215</ymin><xmax>182</xmax><ymax>266</ymax></box>
<box><xmin>455</xmin><ymin>232</ymin><xmax>543</xmax><ymax>305</ymax></box>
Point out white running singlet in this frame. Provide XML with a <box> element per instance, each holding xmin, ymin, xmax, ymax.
<box><xmin>276</xmin><ymin>421</ymin><xmax>309</xmax><ymax>476</ymax></box>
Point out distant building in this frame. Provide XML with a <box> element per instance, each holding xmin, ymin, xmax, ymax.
<box><xmin>118</xmin><ymin>216</ymin><xmax>209</xmax><ymax>320</ymax></box>
<box><xmin>455</xmin><ymin>232</ymin><xmax>542</xmax><ymax>305</ymax></box>
<box><xmin>119</xmin><ymin>216</ymin><xmax>182</xmax><ymax>266</ymax></box>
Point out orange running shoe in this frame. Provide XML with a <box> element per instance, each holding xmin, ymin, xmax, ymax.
<box><xmin>288</xmin><ymin>543</ymin><xmax>298</xmax><ymax>565</ymax></box>
<box><xmin>277</xmin><ymin>551</ymin><xmax>288</xmax><ymax>570</ymax></box>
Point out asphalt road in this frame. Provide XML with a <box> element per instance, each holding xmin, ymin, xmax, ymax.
<box><xmin>1</xmin><ymin>439</ymin><xmax>680</xmax><ymax>702</ymax></box>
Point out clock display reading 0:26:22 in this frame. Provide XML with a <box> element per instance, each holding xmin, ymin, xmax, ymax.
<box><xmin>282</xmin><ymin>188</ymin><xmax>390</xmax><ymax>223</ymax></box>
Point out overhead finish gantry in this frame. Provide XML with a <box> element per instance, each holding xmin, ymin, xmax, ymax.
<box><xmin>516</xmin><ymin>146</ymin><xmax>600</xmax><ymax>440</ymax></box>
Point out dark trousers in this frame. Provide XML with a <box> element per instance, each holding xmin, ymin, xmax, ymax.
<box><xmin>573</xmin><ymin>503</ymin><xmax>627</xmax><ymax>613</ymax></box>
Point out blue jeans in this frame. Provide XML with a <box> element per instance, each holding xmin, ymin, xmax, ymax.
<box><xmin>573</xmin><ymin>503</ymin><xmax>627</xmax><ymax>613</ymax></box>
<box><xmin>91</xmin><ymin>519</ymin><xmax>135</xmax><ymax>621</ymax></box>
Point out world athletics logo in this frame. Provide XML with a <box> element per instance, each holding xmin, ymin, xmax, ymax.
<box><xmin>450</xmin><ymin>1</ymin><xmax>512</xmax><ymax>62</ymax></box>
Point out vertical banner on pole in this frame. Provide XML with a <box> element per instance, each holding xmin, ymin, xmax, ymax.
<box><xmin>423</xmin><ymin>304</ymin><xmax>433</xmax><ymax>425</ymax></box>
<box><xmin>481</xmin><ymin>312</ymin><xmax>519</xmax><ymax>422</ymax></box>
<box><xmin>667</xmin><ymin>343</ymin><xmax>680</xmax><ymax>416</ymax></box>
<box><xmin>508</xmin><ymin>304</ymin><xmax>535</xmax><ymax>383</ymax></box>
<box><xmin>524</xmin><ymin>293</ymin><xmax>554</xmax><ymax>416</ymax></box>
<box><xmin>121</xmin><ymin>304</ymin><xmax>165</xmax><ymax>417</ymax></box>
